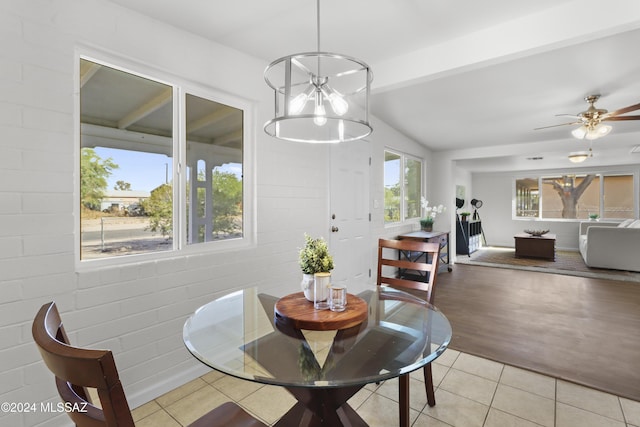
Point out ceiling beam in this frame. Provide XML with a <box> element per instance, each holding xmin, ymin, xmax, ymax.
<box><xmin>187</xmin><ymin>107</ymin><xmax>237</xmax><ymax>133</ymax></box>
<box><xmin>118</xmin><ymin>87</ymin><xmax>172</xmax><ymax>129</ymax></box>
<box><xmin>213</xmin><ymin>129</ymin><xmax>242</xmax><ymax>147</ymax></box>
<box><xmin>80</xmin><ymin>61</ymin><xmax>101</xmax><ymax>88</ymax></box>
<box><xmin>372</xmin><ymin>0</ymin><xmax>640</xmax><ymax>93</ymax></box>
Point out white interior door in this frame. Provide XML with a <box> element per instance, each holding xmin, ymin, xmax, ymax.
<box><xmin>329</xmin><ymin>140</ymin><xmax>371</xmax><ymax>288</ymax></box>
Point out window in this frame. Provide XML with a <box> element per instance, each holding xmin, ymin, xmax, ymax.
<box><xmin>384</xmin><ymin>150</ymin><xmax>423</xmax><ymax>224</ymax></box>
<box><xmin>515</xmin><ymin>172</ymin><xmax>635</xmax><ymax>220</ymax></box>
<box><xmin>79</xmin><ymin>57</ymin><xmax>251</xmax><ymax>261</ymax></box>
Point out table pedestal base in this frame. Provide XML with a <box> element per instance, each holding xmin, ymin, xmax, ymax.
<box><xmin>274</xmin><ymin>384</ymin><xmax>367</xmax><ymax>427</ymax></box>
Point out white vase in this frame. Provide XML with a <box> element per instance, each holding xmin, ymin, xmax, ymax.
<box><xmin>301</xmin><ymin>274</ymin><xmax>315</xmax><ymax>301</ymax></box>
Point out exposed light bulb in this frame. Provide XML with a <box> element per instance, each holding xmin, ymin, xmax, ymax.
<box><xmin>313</xmin><ymin>92</ymin><xmax>327</xmax><ymax>126</ymax></box>
<box><xmin>289</xmin><ymin>84</ymin><xmax>314</xmax><ymax>115</ymax></box>
<box><xmin>321</xmin><ymin>85</ymin><xmax>348</xmax><ymax>116</ymax></box>
<box><xmin>328</xmin><ymin>93</ymin><xmax>348</xmax><ymax>115</ymax></box>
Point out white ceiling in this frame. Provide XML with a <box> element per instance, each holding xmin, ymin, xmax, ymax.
<box><xmin>106</xmin><ymin>0</ymin><xmax>640</xmax><ymax>171</ymax></box>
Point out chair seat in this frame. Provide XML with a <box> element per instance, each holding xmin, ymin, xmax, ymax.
<box><xmin>188</xmin><ymin>402</ymin><xmax>267</xmax><ymax>427</ymax></box>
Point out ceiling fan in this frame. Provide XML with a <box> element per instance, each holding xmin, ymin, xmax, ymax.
<box><xmin>535</xmin><ymin>95</ymin><xmax>640</xmax><ymax>140</ymax></box>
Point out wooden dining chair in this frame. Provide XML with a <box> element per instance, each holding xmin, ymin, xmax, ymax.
<box><xmin>377</xmin><ymin>238</ymin><xmax>441</xmax><ymax>424</ymax></box>
<box><xmin>32</xmin><ymin>301</ymin><xmax>267</xmax><ymax>427</ymax></box>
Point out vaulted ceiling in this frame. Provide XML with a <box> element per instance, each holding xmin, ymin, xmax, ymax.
<box><xmin>106</xmin><ymin>0</ymin><xmax>640</xmax><ymax>171</ymax></box>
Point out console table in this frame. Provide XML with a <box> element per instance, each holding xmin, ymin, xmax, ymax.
<box><xmin>397</xmin><ymin>230</ymin><xmax>452</xmax><ymax>274</ymax></box>
<box><xmin>514</xmin><ymin>233</ymin><xmax>556</xmax><ymax>260</ymax></box>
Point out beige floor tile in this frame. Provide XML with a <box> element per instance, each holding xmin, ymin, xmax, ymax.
<box><xmin>432</xmin><ymin>362</ymin><xmax>450</xmax><ymax>387</ymax></box>
<box><xmin>200</xmin><ymin>369</ymin><xmax>225</xmax><ymax>384</ymax></box>
<box><xmin>155</xmin><ymin>377</ymin><xmax>208</xmax><ymax>408</ymax></box>
<box><xmin>434</xmin><ymin>348</ymin><xmax>460</xmax><ymax>367</ymax></box>
<box><xmin>411</xmin><ymin>412</ymin><xmax>454</xmax><ymax>427</ymax></box>
<box><xmin>408</xmin><ymin>362</ymin><xmax>449</xmax><ymax>387</ymax></box>
<box><xmin>131</xmin><ymin>400</ymin><xmax>162</xmax><ymax>422</ymax></box>
<box><xmin>556</xmin><ymin>402</ymin><xmax>626</xmax><ymax>427</ymax></box>
<box><xmin>492</xmin><ymin>384</ymin><xmax>554</xmax><ymax>427</ymax></box>
<box><xmin>134</xmin><ymin>408</ymin><xmax>181</xmax><ymax>427</ymax></box>
<box><xmin>484</xmin><ymin>408</ymin><xmax>545</xmax><ymax>427</ymax></box>
<box><xmin>348</xmin><ymin>386</ymin><xmax>374</xmax><ymax>410</ymax></box>
<box><xmin>238</xmin><ymin>384</ymin><xmax>296</xmax><ymax>425</ymax></box>
<box><xmin>452</xmin><ymin>352</ymin><xmax>504</xmax><ymax>382</ymax></box>
<box><xmin>422</xmin><ymin>388</ymin><xmax>489</xmax><ymax>427</ymax></box>
<box><xmin>164</xmin><ymin>384</ymin><xmax>229</xmax><ymax>426</ymax></box>
<box><xmin>439</xmin><ymin>368</ymin><xmax>498</xmax><ymax>406</ymax></box>
<box><xmin>556</xmin><ymin>380</ymin><xmax>624</xmax><ymax>421</ymax></box>
<box><xmin>356</xmin><ymin>392</ymin><xmax>420</xmax><ymax>427</ymax></box>
<box><xmin>499</xmin><ymin>365</ymin><xmax>556</xmax><ymax>399</ymax></box>
<box><xmin>621</xmin><ymin>397</ymin><xmax>640</xmax><ymax>426</ymax></box>
<box><xmin>376</xmin><ymin>376</ymin><xmax>429</xmax><ymax>411</ymax></box>
<box><xmin>211</xmin><ymin>374</ymin><xmax>264</xmax><ymax>401</ymax></box>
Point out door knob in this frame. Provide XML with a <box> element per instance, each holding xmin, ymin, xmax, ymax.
<box><xmin>331</xmin><ymin>226</ymin><xmax>339</xmax><ymax>232</ymax></box>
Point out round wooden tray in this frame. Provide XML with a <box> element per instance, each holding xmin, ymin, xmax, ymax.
<box><xmin>274</xmin><ymin>292</ymin><xmax>368</xmax><ymax>331</ymax></box>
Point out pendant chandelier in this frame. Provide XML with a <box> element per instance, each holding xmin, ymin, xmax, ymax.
<box><xmin>263</xmin><ymin>0</ymin><xmax>373</xmax><ymax>143</ymax></box>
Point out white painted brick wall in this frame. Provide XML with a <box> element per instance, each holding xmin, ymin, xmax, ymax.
<box><xmin>0</xmin><ymin>1</ymin><xmax>430</xmax><ymax>426</ymax></box>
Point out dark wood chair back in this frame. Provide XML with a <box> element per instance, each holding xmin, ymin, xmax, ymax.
<box><xmin>32</xmin><ymin>302</ymin><xmax>134</xmax><ymax>427</ymax></box>
<box><xmin>32</xmin><ymin>302</ymin><xmax>267</xmax><ymax>427</ymax></box>
<box><xmin>377</xmin><ymin>238</ymin><xmax>441</xmax><ymax>304</ymax></box>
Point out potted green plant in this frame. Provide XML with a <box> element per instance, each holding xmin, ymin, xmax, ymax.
<box><xmin>589</xmin><ymin>213</ymin><xmax>599</xmax><ymax>221</ymax></box>
<box><xmin>299</xmin><ymin>234</ymin><xmax>334</xmax><ymax>302</ymax></box>
<box><xmin>460</xmin><ymin>212</ymin><xmax>471</xmax><ymax>221</ymax></box>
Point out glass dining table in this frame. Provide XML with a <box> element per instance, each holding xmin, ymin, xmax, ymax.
<box><xmin>183</xmin><ymin>285</ymin><xmax>452</xmax><ymax>427</ymax></box>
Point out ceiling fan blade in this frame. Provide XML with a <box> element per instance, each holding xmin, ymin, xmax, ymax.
<box><xmin>534</xmin><ymin>121</ymin><xmax>581</xmax><ymax>130</ymax></box>
<box><xmin>605</xmin><ymin>102</ymin><xmax>640</xmax><ymax>117</ymax></box>
<box><xmin>603</xmin><ymin>115</ymin><xmax>640</xmax><ymax>121</ymax></box>
<box><xmin>555</xmin><ymin>114</ymin><xmax>581</xmax><ymax>118</ymax></box>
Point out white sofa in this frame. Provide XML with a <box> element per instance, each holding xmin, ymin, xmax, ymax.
<box><xmin>579</xmin><ymin>219</ymin><xmax>640</xmax><ymax>272</ymax></box>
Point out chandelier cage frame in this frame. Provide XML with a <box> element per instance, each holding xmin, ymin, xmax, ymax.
<box><xmin>263</xmin><ymin>0</ymin><xmax>373</xmax><ymax>143</ymax></box>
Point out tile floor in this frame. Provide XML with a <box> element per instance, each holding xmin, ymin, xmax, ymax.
<box><xmin>132</xmin><ymin>350</ymin><xmax>640</xmax><ymax>427</ymax></box>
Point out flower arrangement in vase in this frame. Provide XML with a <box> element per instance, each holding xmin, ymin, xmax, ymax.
<box><xmin>420</xmin><ymin>197</ymin><xmax>446</xmax><ymax>231</ymax></box>
<box><xmin>299</xmin><ymin>234</ymin><xmax>334</xmax><ymax>302</ymax></box>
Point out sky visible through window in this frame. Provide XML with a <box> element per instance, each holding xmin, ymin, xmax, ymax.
<box><xmin>95</xmin><ymin>147</ymin><xmax>241</xmax><ymax>192</ymax></box>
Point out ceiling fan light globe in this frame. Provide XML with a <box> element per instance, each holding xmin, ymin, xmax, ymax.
<box><xmin>568</xmin><ymin>151</ymin><xmax>589</xmax><ymax>163</ymax></box>
<box><xmin>595</xmin><ymin>124</ymin><xmax>612</xmax><ymax>137</ymax></box>
<box><xmin>571</xmin><ymin>125</ymin><xmax>588</xmax><ymax>139</ymax></box>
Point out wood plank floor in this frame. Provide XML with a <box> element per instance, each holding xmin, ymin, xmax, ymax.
<box><xmin>435</xmin><ymin>263</ymin><xmax>640</xmax><ymax>401</ymax></box>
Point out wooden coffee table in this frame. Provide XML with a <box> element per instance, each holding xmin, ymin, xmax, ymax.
<box><xmin>514</xmin><ymin>233</ymin><xmax>556</xmax><ymax>260</ymax></box>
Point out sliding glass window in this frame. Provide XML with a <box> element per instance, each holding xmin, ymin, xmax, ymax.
<box><xmin>514</xmin><ymin>172</ymin><xmax>635</xmax><ymax>220</ymax></box>
<box><xmin>79</xmin><ymin>57</ymin><xmax>251</xmax><ymax>261</ymax></box>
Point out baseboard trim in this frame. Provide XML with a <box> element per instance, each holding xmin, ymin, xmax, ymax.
<box><xmin>127</xmin><ymin>363</ymin><xmax>210</xmax><ymax>409</ymax></box>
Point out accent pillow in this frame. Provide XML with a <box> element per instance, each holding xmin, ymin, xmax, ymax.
<box><xmin>628</xmin><ymin>220</ymin><xmax>640</xmax><ymax>229</ymax></box>
<box><xmin>617</xmin><ymin>219</ymin><xmax>635</xmax><ymax>228</ymax></box>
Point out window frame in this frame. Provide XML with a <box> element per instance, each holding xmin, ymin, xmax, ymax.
<box><xmin>75</xmin><ymin>50</ymin><xmax>255</xmax><ymax>270</ymax></box>
<box><xmin>383</xmin><ymin>149</ymin><xmax>424</xmax><ymax>226</ymax></box>
<box><xmin>512</xmin><ymin>170</ymin><xmax>637</xmax><ymax>221</ymax></box>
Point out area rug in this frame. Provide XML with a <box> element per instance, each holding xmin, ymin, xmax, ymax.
<box><xmin>455</xmin><ymin>246</ymin><xmax>640</xmax><ymax>283</ymax></box>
